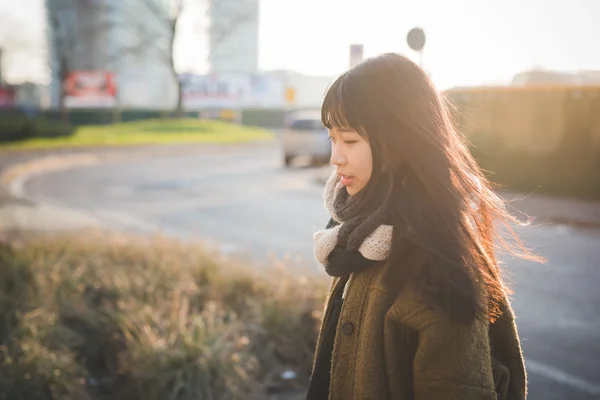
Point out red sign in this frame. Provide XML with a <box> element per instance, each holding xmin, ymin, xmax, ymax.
<box><xmin>0</xmin><ymin>86</ymin><xmax>15</xmax><ymax>108</ymax></box>
<box><xmin>64</xmin><ymin>71</ymin><xmax>117</xmax><ymax>108</ymax></box>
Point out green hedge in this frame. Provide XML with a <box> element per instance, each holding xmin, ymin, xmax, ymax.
<box><xmin>448</xmin><ymin>88</ymin><xmax>600</xmax><ymax>200</ymax></box>
<box><xmin>0</xmin><ymin>111</ymin><xmax>75</xmax><ymax>143</ymax></box>
<box><xmin>469</xmin><ymin>145</ymin><xmax>600</xmax><ymax>200</ymax></box>
<box><xmin>41</xmin><ymin>109</ymin><xmax>199</xmax><ymax>126</ymax></box>
<box><xmin>36</xmin><ymin>109</ymin><xmax>288</xmax><ymax>129</ymax></box>
<box><xmin>240</xmin><ymin>108</ymin><xmax>286</xmax><ymax>128</ymax></box>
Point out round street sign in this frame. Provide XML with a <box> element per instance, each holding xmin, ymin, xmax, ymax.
<box><xmin>407</xmin><ymin>27</ymin><xmax>426</xmax><ymax>51</ymax></box>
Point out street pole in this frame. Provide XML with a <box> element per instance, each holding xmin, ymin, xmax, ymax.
<box><xmin>407</xmin><ymin>27</ymin><xmax>426</xmax><ymax>70</ymax></box>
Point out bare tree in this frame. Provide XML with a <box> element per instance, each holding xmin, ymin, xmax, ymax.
<box><xmin>46</xmin><ymin>0</ymin><xmax>116</xmax><ymax>118</ymax></box>
<box><xmin>98</xmin><ymin>0</ymin><xmax>184</xmax><ymax>116</ymax></box>
<box><xmin>46</xmin><ymin>1</ymin><xmax>77</xmax><ymax>115</ymax></box>
<box><xmin>41</xmin><ymin>0</ymin><xmax>257</xmax><ymax>117</ymax></box>
<box><xmin>206</xmin><ymin>0</ymin><xmax>259</xmax><ymax>70</ymax></box>
<box><xmin>46</xmin><ymin>0</ymin><xmax>76</xmax><ymax>119</ymax></box>
<box><xmin>108</xmin><ymin>0</ymin><xmax>256</xmax><ymax>117</ymax></box>
<box><xmin>167</xmin><ymin>0</ymin><xmax>185</xmax><ymax>117</ymax></box>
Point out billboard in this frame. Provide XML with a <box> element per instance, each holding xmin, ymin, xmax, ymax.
<box><xmin>180</xmin><ymin>72</ymin><xmax>285</xmax><ymax>109</ymax></box>
<box><xmin>64</xmin><ymin>71</ymin><xmax>117</xmax><ymax>108</ymax></box>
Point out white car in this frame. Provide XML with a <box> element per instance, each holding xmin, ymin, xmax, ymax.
<box><xmin>281</xmin><ymin>112</ymin><xmax>331</xmax><ymax>167</ymax></box>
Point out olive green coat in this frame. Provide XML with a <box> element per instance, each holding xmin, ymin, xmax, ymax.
<box><xmin>311</xmin><ymin>246</ymin><xmax>527</xmax><ymax>399</ymax></box>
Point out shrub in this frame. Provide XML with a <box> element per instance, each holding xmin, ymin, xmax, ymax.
<box><xmin>0</xmin><ymin>110</ymin><xmax>74</xmax><ymax>143</ymax></box>
<box><xmin>0</xmin><ymin>232</ymin><xmax>326</xmax><ymax>400</ymax></box>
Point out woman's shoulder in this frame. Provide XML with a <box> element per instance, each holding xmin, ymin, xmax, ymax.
<box><xmin>387</xmin><ymin>285</ymin><xmax>491</xmax><ymax>334</ymax></box>
<box><xmin>368</xmin><ymin>248</ymin><xmax>492</xmax><ymax>333</ymax></box>
<box><xmin>387</xmin><ymin>286</ymin><xmax>441</xmax><ymax>331</ymax></box>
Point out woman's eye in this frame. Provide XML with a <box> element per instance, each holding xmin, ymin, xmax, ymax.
<box><xmin>344</xmin><ymin>140</ymin><xmax>357</xmax><ymax>145</ymax></box>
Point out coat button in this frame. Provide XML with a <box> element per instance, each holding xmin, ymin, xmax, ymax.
<box><xmin>341</xmin><ymin>322</ymin><xmax>354</xmax><ymax>335</ymax></box>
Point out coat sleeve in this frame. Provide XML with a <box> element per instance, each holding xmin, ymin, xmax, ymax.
<box><xmin>411</xmin><ymin>310</ymin><xmax>498</xmax><ymax>399</ymax></box>
<box><xmin>393</xmin><ymin>290</ymin><xmax>499</xmax><ymax>400</ymax></box>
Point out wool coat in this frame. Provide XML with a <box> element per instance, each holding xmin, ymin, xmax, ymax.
<box><xmin>310</xmin><ymin>243</ymin><xmax>527</xmax><ymax>400</ymax></box>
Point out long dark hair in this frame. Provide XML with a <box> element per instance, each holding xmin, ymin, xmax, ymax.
<box><xmin>322</xmin><ymin>53</ymin><xmax>543</xmax><ymax>324</ymax></box>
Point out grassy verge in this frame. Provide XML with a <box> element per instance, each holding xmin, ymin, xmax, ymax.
<box><xmin>0</xmin><ymin>119</ymin><xmax>274</xmax><ymax>150</ymax></box>
<box><xmin>0</xmin><ymin>231</ymin><xmax>326</xmax><ymax>399</ymax></box>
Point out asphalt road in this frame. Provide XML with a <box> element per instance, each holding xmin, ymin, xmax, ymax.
<box><xmin>19</xmin><ymin>143</ymin><xmax>600</xmax><ymax>400</ymax></box>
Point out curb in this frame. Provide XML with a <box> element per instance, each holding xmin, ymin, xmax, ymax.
<box><xmin>0</xmin><ymin>142</ymin><xmax>277</xmax><ymax>234</ymax></box>
<box><xmin>0</xmin><ymin>150</ymin><xmax>139</xmax><ymax>233</ymax></box>
<box><xmin>0</xmin><ymin>146</ymin><xmax>204</xmax><ymax>233</ymax></box>
<box><xmin>2</xmin><ymin>153</ymin><xmax>105</xmax><ymax>198</ymax></box>
<box><xmin>0</xmin><ymin>143</ymin><xmax>245</xmax><ymax>199</ymax></box>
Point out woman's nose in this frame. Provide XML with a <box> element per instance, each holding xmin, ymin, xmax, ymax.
<box><xmin>331</xmin><ymin>148</ymin><xmax>347</xmax><ymax>166</ymax></box>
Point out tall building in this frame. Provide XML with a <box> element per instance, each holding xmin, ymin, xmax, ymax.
<box><xmin>46</xmin><ymin>0</ymin><xmax>177</xmax><ymax>109</ymax></box>
<box><xmin>208</xmin><ymin>0</ymin><xmax>259</xmax><ymax>73</ymax></box>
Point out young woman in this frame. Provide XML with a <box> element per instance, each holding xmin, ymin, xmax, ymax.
<box><xmin>306</xmin><ymin>53</ymin><xmax>540</xmax><ymax>400</ymax></box>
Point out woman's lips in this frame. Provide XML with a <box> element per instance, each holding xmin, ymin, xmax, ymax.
<box><xmin>338</xmin><ymin>174</ymin><xmax>355</xmax><ymax>186</ymax></box>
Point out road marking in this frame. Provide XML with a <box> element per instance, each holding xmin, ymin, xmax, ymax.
<box><xmin>527</xmin><ymin>359</ymin><xmax>600</xmax><ymax>396</ymax></box>
<box><xmin>9</xmin><ymin>172</ymin><xmax>33</xmax><ymax>198</ymax></box>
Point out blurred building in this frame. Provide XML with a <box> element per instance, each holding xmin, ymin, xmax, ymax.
<box><xmin>208</xmin><ymin>0</ymin><xmax>259</xmax><ymax>73</ymax></box>
<box><xmin>44</xmin><ymin>0</ymin><xmax>330</xmax><ymax>112</ymax></box>
<box><xmin>1</xmin><ymin>46</ymin><xmax>47</xmax><ymax>109</ymax></box>
<box><xmin>263</xmin><ymin>70</ymin><xmax>334</xmax><ymax>109</ymax></box>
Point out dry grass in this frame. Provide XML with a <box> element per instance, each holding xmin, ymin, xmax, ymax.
<box><xmin>0</xmin><ymin>230</ymin><xmax>327</xmax><ymax>400</ymax></box>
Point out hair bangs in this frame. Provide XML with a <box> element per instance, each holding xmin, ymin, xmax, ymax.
<box><xmin>321</xmin><ymin>75</ymin><xmax>356</xmax><ymax>131</ymax></box>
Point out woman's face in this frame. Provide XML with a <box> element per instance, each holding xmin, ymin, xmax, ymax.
<box><xmin>328</xmin><ymin>127</ymin><xmax>373</xmax><ymax>196</ymax></box>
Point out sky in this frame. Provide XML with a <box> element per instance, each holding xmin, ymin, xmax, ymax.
<box><xmin>1</xmin><ymin>0</ymin><xmax>599</xmax><ymax>89</ymax></box>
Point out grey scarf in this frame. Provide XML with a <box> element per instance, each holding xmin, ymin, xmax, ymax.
<box><xmin>313</xmin><ymin>171</ymin><xmax>394</xmax><ymax>276</ymax></box>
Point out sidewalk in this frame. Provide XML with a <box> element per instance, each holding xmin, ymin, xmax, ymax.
<box><xmin>0</xmin><ymin>201</ymin><xmax>105</xmax><ymax>232</ymax></box>
<box><xmin>314</xmin><ymin>166</ymin><xmax>600</xmax><ymax>229</ymax></box>
<box><xmin>500</xmin><ymin>190</ymin><xmax>600</xmax><ymax>229</ymax></box>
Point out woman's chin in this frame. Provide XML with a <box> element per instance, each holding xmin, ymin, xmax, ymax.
<box><xmin>346</xmin><ymin>185</ymin><xmax>363</xmax><ymax>197</ymax></box>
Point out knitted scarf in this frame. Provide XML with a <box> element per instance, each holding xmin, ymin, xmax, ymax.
<box><xmin>313</xmin><ymin>171</ymin><xmax>394</xmax><ymax>277</ymax></box>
